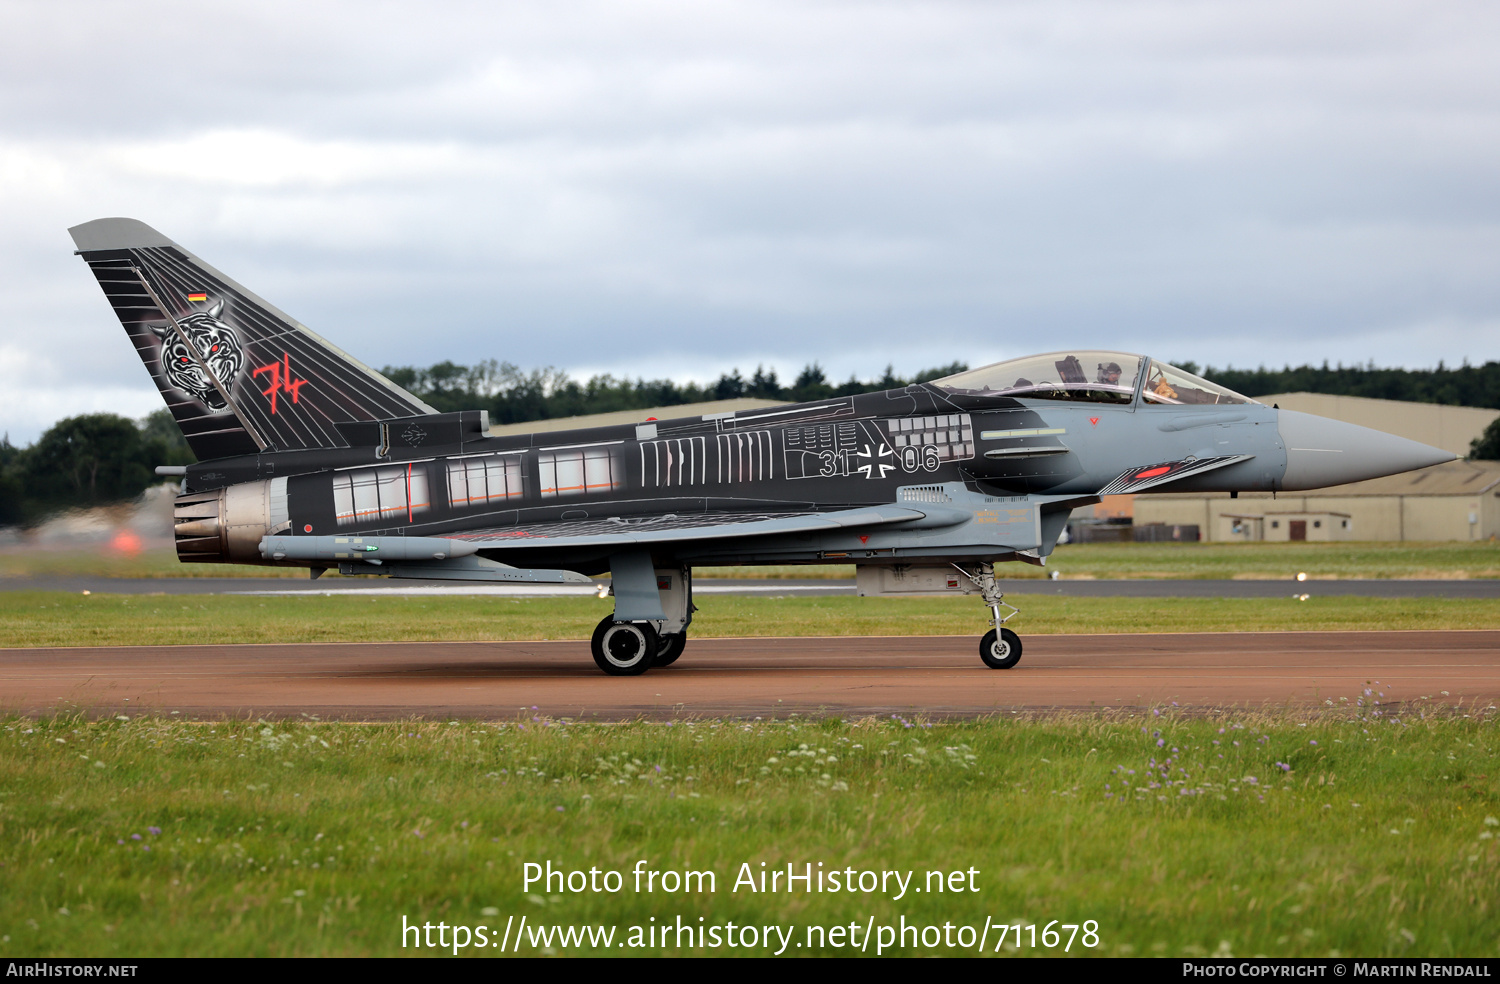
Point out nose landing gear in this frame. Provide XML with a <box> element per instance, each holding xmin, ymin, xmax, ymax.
<box><xmin>953</xmin><ymin>562</ymin><xmax>1023</xmax><ymax>669</ymax></box>
<box><xmin>980</xmin><ymin>626</ymin><xmax>1023</xmax><ymax>669</ymax></box>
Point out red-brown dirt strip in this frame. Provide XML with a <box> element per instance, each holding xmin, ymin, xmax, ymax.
<box><xmin>0</xmin><ymin>631</ymin><xmax>1495</xmax><ymax>720</ymax></box>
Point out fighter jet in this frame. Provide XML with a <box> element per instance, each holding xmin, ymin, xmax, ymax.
<box><xmin>70</xmin><ymin>218</ymin><xmax>1456</xmax><ymax>675</ymax></box>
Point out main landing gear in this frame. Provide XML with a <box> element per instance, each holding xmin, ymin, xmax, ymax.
<box><xmin>591</xmin><ymin>617</ymin><xmax>659</xmax><ymax>675</ymax></box>
<box><xmin>953</xmin><ymin>562</ymin><xmax>1023</xmax><ymax>669</ymax></box>
<box><xmin>589</xmin><ymin>555</ymin><xmax>694</xmax><ymax>676</ymax></box>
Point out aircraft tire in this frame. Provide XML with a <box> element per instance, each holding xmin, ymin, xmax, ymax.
<box><xmin>591</xmin><ymin>616</ymin><xmax>658</xmax><ymax>676</ymax></box>
<box><xmin>654</xmin><ymin>632</ymin><xmax>687</xmax><ymax>667</ymax></box>
<box><xmin>979</xmin><ymin>627</ymin><xmax>1022</xmax><ymax>669</ymax></box>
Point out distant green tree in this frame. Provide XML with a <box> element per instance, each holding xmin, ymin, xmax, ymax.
<box><xmin>746</xmin><ymin>366</ymin><xmax>785</xmax><ymax>400</ymax></box>
<box><xmin>713</xmin><ymin>370</ymin><xmax>746</xmax><ymax>400</ymax></box>
<box><xmin>790</xmin><ymin>363</ymin><xmax>832</xmax><ymax>401</ymax></box>
<box><xmin>23</xmin><ymin>414</ymin><xmax>155</xmax><ymax>507</ymax></box>
<box><xmin>140</xmin><ymin>409</ymin><xmax>196</xmax><ymax>466</ymax></box>
<box><xmin>1201</xmin><ymin>360</ymin><xmax>1500</xmax><ymax>409</ymax></box>
<box><xmin>378</xmin><ymin>356</ymin><xmax>976</xmax><ymax>424</ymax></box>
<box><xmin>0</xmin><ymin>435</ymin><xmax>26</xmax><ymax>525</ymax></box>
<box><xmin>1471</xmin><ymin>417</ymin><xmax>1500</xmax><ymax>460</ymax></box>
<box><xmin>912</xmin><ymin>361</ymin><xmax>969</xmax><ymax>383</ymax></box>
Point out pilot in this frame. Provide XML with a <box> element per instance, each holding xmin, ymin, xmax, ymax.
<box><xmin>1096</xmin><ymin>362</ymin><xmax>1122</xmax><ymax>386</ymax></box>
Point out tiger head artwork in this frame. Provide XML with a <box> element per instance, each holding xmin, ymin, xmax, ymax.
<box><xmin>149</xmin><ymin>299</ymin><xmax>245</xmax><ymax>411</ymax></box>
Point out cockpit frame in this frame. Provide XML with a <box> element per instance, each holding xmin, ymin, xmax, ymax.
<box><xmin>929</xmin><ymin>351</ymin><xmax>1255</xmax><ymax>409</ymax></box>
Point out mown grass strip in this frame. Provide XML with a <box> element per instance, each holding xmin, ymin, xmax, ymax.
<box><xmin>4</xmin><ymin>592</ymin><xmax>1500</xmax><ymax>648</ymax></box>
<box><xmin>3</xmin><ymin>540</ymin><xmax>1498</xmax><ymax>581</ymax></box>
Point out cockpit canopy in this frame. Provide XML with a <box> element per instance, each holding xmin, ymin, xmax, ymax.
<box><xmin>931</xmin><ymin>351</ymin><xmax>1256</xmax><ymax>407</ymax></box>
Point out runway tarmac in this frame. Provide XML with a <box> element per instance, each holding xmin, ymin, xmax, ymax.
<box><xmin>2</xmin><ymin>631</ymin><xmax>1495</xmax><ymax>720</ymax></box>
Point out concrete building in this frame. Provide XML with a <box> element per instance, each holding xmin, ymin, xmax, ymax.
<box><xmin>1137</xmin><ymin>457</ymin><xmax>1500</xmax><ymax>542</ymax></box>
<box><xmin>1132</xmin><ymin>394</ymin><xmax>1500</xmax><ymax>542</ymax></box>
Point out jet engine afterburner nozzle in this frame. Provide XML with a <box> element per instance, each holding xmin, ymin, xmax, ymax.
<box><xmin>173</xmin><ymin>478</ymin><xmax>291</xmax><ymax>563</ymax></box>
<box><xmin>1276</xmin><ymin>409</ymin><xmax>1456</xmax><ymax>491</ymax></box>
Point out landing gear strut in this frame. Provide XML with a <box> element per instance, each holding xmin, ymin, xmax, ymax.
<box><xmin>592</xmin><ymin>554</ymin><xmax>695</xmax><ymax>675</ymax></box>
<box><xmin>953</xmin><ymin>562</ymin><xmax>1023</xmax><ymax>669</ymax></box>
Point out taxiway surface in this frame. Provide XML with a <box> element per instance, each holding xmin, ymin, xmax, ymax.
<box><xmin>2</xmin><ymin>631</ymin><xmax>1495</xmax><ymax>720</ymax></box>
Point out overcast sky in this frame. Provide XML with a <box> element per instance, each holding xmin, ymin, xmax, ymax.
<box><xmin>2</xmin><ymin>0</ymin><xmax>1498</xmax><ymax>443</ymax></box>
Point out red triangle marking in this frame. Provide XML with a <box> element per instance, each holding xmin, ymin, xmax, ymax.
<box><xmin>1089</xmin><ymin>417</ymin><xmax>1100</xmax><ymax>426</ymax></box>
<box><xmin>859</xmin><ymin>535</ymin><xmax>869</xmax><ymax>544</ymax></box>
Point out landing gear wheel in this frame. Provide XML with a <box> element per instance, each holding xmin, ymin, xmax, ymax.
<box><xmin>591</xmin><ymin>616</ymin><xmax>659</xmax><ymax>676</ymax></box>
<box><xmin>979</xmin><ymin>627</ymin><xmax>1022</xmax><ymax>669</ymax></box>
<box><xmin>654</xmin><ymin>632</ymin><xmax>687</xmax><ymax>667</ymax></box>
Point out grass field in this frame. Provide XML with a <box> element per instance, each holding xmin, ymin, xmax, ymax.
<box><xmin>2</xmin><ymin>540</ymin><xmax>1497</xmax><ymax>581</ymax></box>
<box><xmin>4</xmin><ymin>591</ymin><xmax>1500</xmax><ymax>648</ymax></box>
<box><xmin>0</xmin><ymin>711</ymin><xmax>1494</xmax><ymax>958</ymax></box>
<box><xmin>5</xmin><ymin>556</ymin><xmax>1497</xmax><ymax>959</ymax></box>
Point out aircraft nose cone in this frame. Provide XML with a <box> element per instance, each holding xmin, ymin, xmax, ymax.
<box><xmin>1277</xmin><ymin>409</ymin><xmax>1456</xmax><ymax>491</ymax></box>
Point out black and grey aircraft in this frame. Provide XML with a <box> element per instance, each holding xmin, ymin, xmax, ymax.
<box><xmin>70</xmin><ymin>218</ymin><xmax>1456</xmax><ymax>675</ymax></box>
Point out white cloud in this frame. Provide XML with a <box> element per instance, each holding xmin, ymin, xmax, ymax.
<box><xmin>2</xmin><ymin>0</ymin><xmax>1499</xmax><ymax>443</ymax></box>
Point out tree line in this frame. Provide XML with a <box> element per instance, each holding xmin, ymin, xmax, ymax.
<box><xmin>0</xmin><ymin>410</ymin><xmax>193</xmax><ymax>526</ymax></box>
<box><xmin>3</xmin><ymin>358</ymin><xmax>1497</xmax><ymax>525</ymax></box>
<box><xmin>378</xmin><ymin>360</ymin><xmax>972</xmax><ymax>424</ymax></box>
<box><xmin>385</xmin><ymin>358</ymin><xmax>1500</xmax><ymax>424</ymax></box>
<box><xmin>1177</xmin><ymin>359</ymin><xmax>1500</xmax><ymax>409</ymax></box>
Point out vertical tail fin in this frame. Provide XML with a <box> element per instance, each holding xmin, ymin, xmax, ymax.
<box><xmin>69</xmin><ymin>217</ymin><xmax>437</xmax><ymax>461</ymax></box>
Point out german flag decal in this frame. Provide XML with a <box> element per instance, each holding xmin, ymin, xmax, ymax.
<box><xmin>187</xmin><ymin>292</ymin><xmax>208</xmax><ymax>302</ymax></box>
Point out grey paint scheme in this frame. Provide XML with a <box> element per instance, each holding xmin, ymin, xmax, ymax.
<box><xmin>70</xmin><ymin>217</ymin><xmax>1459</xmax><ymax>670</ymax></box>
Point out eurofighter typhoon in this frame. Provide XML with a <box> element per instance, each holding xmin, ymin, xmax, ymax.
<box><xmin>70</xmin><ymin>219</ymin><xmax>1456</xmax><ymax>675</ymax></box>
